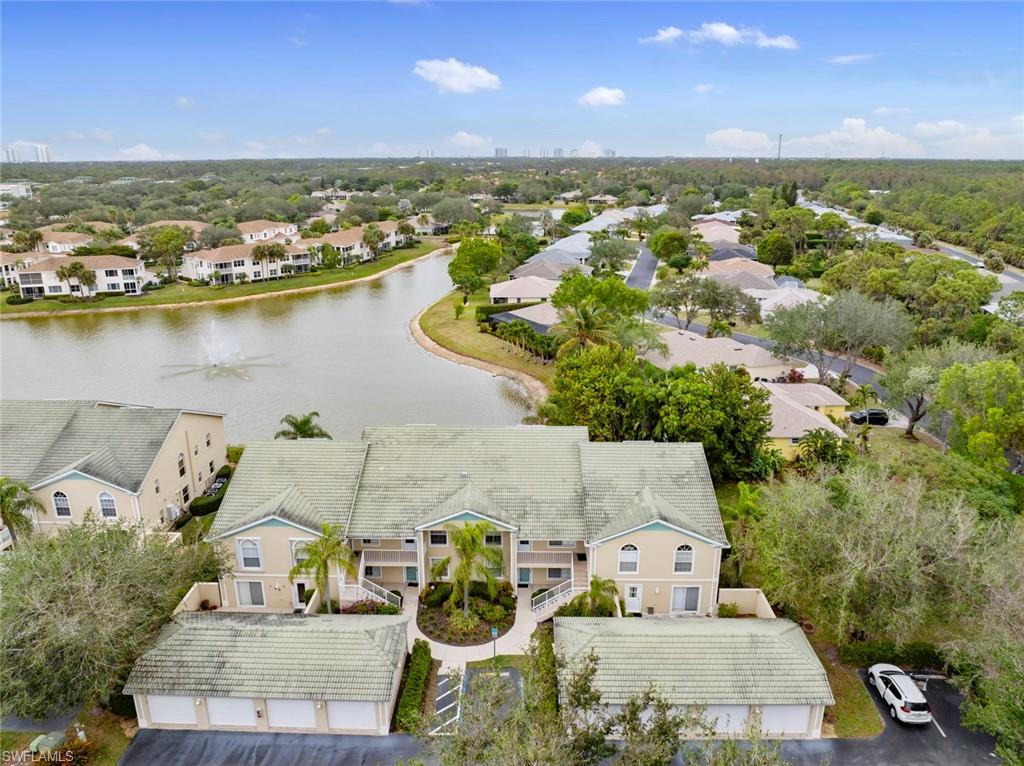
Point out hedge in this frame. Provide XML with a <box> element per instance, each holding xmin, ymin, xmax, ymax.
<box><xmin>423</xmin><ymin>582</ymin><xmax>453</xmax><ymax>608</ymax></box>
<box><xmin>475</xmin><ymin>301</ymin><xmax>542</xmax><ymax>321</ymax></box>
<box><xmin>216</xmin><ymin>464</ymin><xmax>233</xmax><ymax>480</ymax></box>
<box><xmin>6</xmin><ymin>295</ymin><xmax>33</xmax><ymax>305</ymax></box>
<box><xmin>396</xmin><ymin>639</ymin><xmax>432</xmax><ymax>732</ymax></box>
<box><xmin>189</xmin><ymin>470</ymin><xmax>231</xmax><ymax>516</ymax></box>
<box><xmin>839</xmin><ymin>640</ymin><xmax>945</xmax><ymax>670</ymax></box>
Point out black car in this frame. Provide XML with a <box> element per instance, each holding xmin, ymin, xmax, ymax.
<box><xmin>850</xmin><ymin>408</ymin><xmax>889</xmax><ymax>426</ymax></box>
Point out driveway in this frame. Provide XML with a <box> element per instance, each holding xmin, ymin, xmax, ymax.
<box><xmin>626</xmin><ymin>243</ymin><xmax>658</xmax><ymax>289</ymax></box>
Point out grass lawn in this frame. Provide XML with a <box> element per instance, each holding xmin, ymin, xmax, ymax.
<box><xmin>466</xmin><ymin>654</ymin><xmax>529</xmax><ymax>670</ymax></box>
<box><xmin>1</xmin><ymin>239</ymin><xmax>445</xmax><ymax>315</ymax></box>
<box><xmin>77</xmin><ymin>707</ymin><xmax>134</xmax><ymax>766</ymax></box>
<box><xmin>811</xmin><ymin>637</ymin><xmax>884</xmax><ymax>738</ymax></box>
<box><xmin>0</xmin><ymin>729</ymin><xmax>42</xmax><ymax>754</ymax></box>
<box><xmin>419</xmin><ymin>288</ymin><xmax>555</xmax><ymax>389</ymax></box>
<box><xmin>179</xmin><ymin>512</ymin><xmax>215</xmax><ymax>544</ymax></box>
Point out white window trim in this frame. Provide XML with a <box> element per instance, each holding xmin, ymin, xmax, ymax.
<box><xmin>364</xmin><ymin>565</ymin><xmax>383</xmax><ymax>578</ymax></box>
<box><xmin>429</xmin><ymin>531</ymin><xmax>448</xmax><ymax>546</ymax></box>
<box><xmin>52</xmin><ymin>491</ymin><xmax>72</xmax><ymax>518</ymax></box>
<box><xmin>360</xmin><ymin>538</ymin><xmax>380</xmax><ymax>546</ymax></box>
<box><xmin>236</xmin><ymin>580</ymin><xmax>266</xmax><ymax>608</ymax></box>
<box><xmin>97</xmin><ymin>491</ymin><xmax>118</xmax><ymax>519</ymax></box>
<box><xmin>673</xmin><ymin>544</ymin><xmax>695</xmax><ymax>575</ymax></box>
<box><xmin>237</xmin><ymin>537</ymin><xmax>263</xmax><ymax>571</ymax></box>
<box><xmin>671</xmin><ymin>585</ymin><xmax>702</xmax><ymax>615</ymax></box>
<box><xmin>618</xmin><ymin>544</ymin><xmax>639</xmax><ymax>575</ymax></box>
<box><xmin>290</xmin><ymin>539</ymin><xmax>309</xmax><ymax>567</ymax></box>
<box><xmin>177</xmin><ymin>453</ymin><xmax>186</xmax><ymax>477</ymax></box>
<box><xmin>430</xmin><ymin>556</ymin><xmax>449</xmax><ymax>580</ymax></box>
<box><xmin>547</xmin><ymin>567</ymin><xmax>569</xmax><ymax>580</ymax></box>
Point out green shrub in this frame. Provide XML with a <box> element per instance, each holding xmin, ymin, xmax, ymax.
<box><xmin>717</xmin><ymin>603</ymin><xmax>739</xmax><ymax>618</ymax></box>
<box><xmin>839</xmin><ymin>640</ymin><xmax>945</xmax><ymax>670</ymax></box>
<box><xmin>396</xmin><ymin>639</ymin><xmax>432</xmax><ymax>732</ymax></box>
<box><xmin>317</xmin><ymin>599</ymin><xmax>341</xmax><ymax>614</ymax></box>
<box><xmin>105</xmin><ymin>690</ymin><xmax>137</xmax><ymax>718</ymax></box>
<box><xmin>188</xmin><ymin>493</ymin><xmax>222</xmax><ymax>516</ymax></box>
<box><xmin>216</xmin><ymin>464</ymin><xmax>232</xmax><ymax>480</ymax></box>
<box><xmin>450</xmin><ymin>609</ymin><xmax>480</xmax><ymax>633</ymax></box>
<box><xmin>498</xmin><ymin>595</ymin><xmax>516</xmax><ymax>612</ymax></box>
<box><xmin>423</xmin><ymin>582</ymin><xmax>453</xmax><ymax>608</ymax></box>
<box><xmin>6</xmin><ymin>295</ymin><xmax>34</xmax><ymax>305</ymax></box>
<box><xmin>477</xmin><ymin>602</ymin><xmax>507</xmax><ymax>623</ymax></box>
<box><xmin>468</xmin><ymin>580</ymin><xmax>501</xmax><ymax>602</ymax></box>
<box><xmin>143</xmin><ymin>282</ymin><xmax>165</xmax><ymax>291</ymax></box>
<box><xmin>532</xmin><ymin>587</ymin><xmax>550</xmax><ymax>597</ymax></box>
<box><xmin>226</xmin><ymin>445</ymin><xmax>244</xmax><ymax>464</ymax></box>
<box><xmin>172</xmin><ymin>511</ymin><xmax>192</xmax><ymax>531</ymax></box>
<box><xmin>341</xmin><ymin>599</ymin><xmax>401</xmax><ymax>615</ymax></box>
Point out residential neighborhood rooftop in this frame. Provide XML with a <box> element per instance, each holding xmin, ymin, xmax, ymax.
<box><xmin>644</xmin><ymin>329</ymin><xmax>795</xmax><ymax>373</ymax></box>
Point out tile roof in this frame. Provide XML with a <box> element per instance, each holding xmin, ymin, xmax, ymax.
<box><xmin>509</xmin><ymin>260</ymin><xmax>592</xmax><ymax>280</ymax></box>
<box><xmin>489</xmin><ymin>276</ymin><xmax>558</xmax><ymax>299</ymax></box>
<box><xmin>38</xmin><ymin>230</ymin><xmax>92</xmax><ymax>244</ymax></box>
<box><xmin>22</xmin><ymin>255</ymin><xmax>144</xmax><ymax>273</ymax></box>
<box><xmin>124</xmin><ymin>612</ymin><xmax>408</xmax><ymax>701</ymax></box>
<box><xmin>760</xmin><ymin>383</ymin><xmax>848</xmax><ymax>409</ymax></box>
<box><xmin>237</xmin><ymin>219</ymin><xmax>295</xmax><ymax>234</ymax></box>
<box><xmin>645</xmin><ymin>330</ymin><xmax>795</xmax><ymax>373</ymax></box>
<box><xmin>0</xmin><ymin>400</ymin><xmax>206</xmax><ymax>492</ymax></box>
<box><xmin>209</xmin><ymin>441</ymin><xmax>367</xmax><ymax>538</ymax></box>
<box><xmin>580</xmin><ymin>442</ymin><xmax>726</xmax><ymax>544</ymax></box>
<box><xmin>704</xmin><ymin>270</ymin><xmax>778</xmax><ymax>291</ymax></box>
<box><xmin>757</xmin><ymin>384</ymin><xmax>847</xmax><ymax>440</ymax></box>
<box><xmin>705</xmin><ymin>258</ymin><xmax>775</xmax><ymax>278</ymax></box>
<box><xmin>554</xmin><ymin>617</ymin><xmax>834</xmax><ymax>706</ymax></box>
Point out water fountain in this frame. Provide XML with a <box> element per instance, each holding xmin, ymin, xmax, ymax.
<box><xmin>160</xmin><ymin>320</ymin><xmax>280</xmax><ymax>381</ymax></box>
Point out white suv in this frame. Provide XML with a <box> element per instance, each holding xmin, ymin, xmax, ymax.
<box><xmin>868</xmin><ymin>663</ymin><xmax>933</xmax><ymax>724</ymax></box>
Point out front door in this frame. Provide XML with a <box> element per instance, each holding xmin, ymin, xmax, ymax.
<box><xmin>293</xmin><ymin>581</ymin><xmax>307</xmax><ymax>609</ymax></box>
<box><xmin>518</xmin><ymin>567</ymin><xmax>531</xmax><ymax>587</ymax></box>
<box><xmin>405</xmin><ymin>566</ymin><xmax>418</xmax><ymax>585</ymax></box>
<box><xmin>625</xmin><ymin>584</ymin><xmax>642</xmax><ymax>613</ymax></box>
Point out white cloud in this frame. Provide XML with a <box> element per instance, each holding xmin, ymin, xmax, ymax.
<box><xmin>198</xmin><ymin>131</ymin><xmax>226</xmax><ymax>143</ymax></box>
<box><xmin>578</xmin><ymin>139</ymin><xmax>604</xmax><ymax>158</ymax></box>
<box><xmin>287</xmin><ymin>35</ymin><xmax>306</xmax><ymax>47</ymax></box>
<box><xmin>119</xmin><ymin>143</ymin><xmax>164</xmax><ymax>161</ymax></box>
<box><xmin>295</xmin><ymin>127</ymin><xmax>331</xmax><ymax>145</ymax></box>
<box><xmin>692</xmin><ymin>83</ymin><xmax>716</xmax><ymax>94</ymax></box>
<box><xmin>785</xmin><ymin>118</ymin><xmax>924</xmax><ymax>157</ymax></box>
<box><xmin>874</xmin><ymin>106</ymin><xmax>910</xmax><ymax>116</ymax></box>
<box><xmin>447</xmin><ymin>131</ymin><xmax>490</xmax><ymax>149</ymax></box>
<box><xmin>1013</xmin><ymin>114</ymin><xmax>1024</xmax><ymax>127</ymax></box>
<box><xmin>174</xmin><ymin>96</ymin><xmax>196</xmax><ymax>110</ymax></box>
<box><xmin>705</xmin><ymin>128</ymin><xmax>774</xmax><ymax>155</ymax></box>
<box><xmin>638</xmin><ymin>26</ymin><xmax>683</xmax><ymax>45</ymax></box>
<box><xmin>913</xmin><ymin>120</ymin><xmax>970</xmax><ymax>138</ymax></box>
<box><xmin>242</xmin><ymin>140</ymin><xmax>268</xmax><ymax>158</ymax></box>
<box><xmin>684</xmin><ymin>22</ymin><xmax>798</xmax><ymax>50</ymax></box>
<box><xmin>828</xmin><ymin>53</ymin><xmax>876</xmax><ymax>65</ymax></box>
<box><xmin>914</xmin><ymin>120</ymin><xmax>1024</xmax><ymax>159</ymax></box>
<box><xmin>577</xmin><ymin>86</ymin><xmax>626</xmax><ymax>108</ymax></box>
<box><xmin>65</xmin><ymin>128</ymin><xmax>113</xmax><ymax>143</ymax></box>
<box><xmin>413</xmin><ymin>58</ymin><xmax>501</xmax><ymax>94</ymax></box>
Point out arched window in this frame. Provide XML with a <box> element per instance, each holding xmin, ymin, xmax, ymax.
<box><xmin>98</xmin><ymin>492</ymin><xmax>117</xmax><ymax>518</ymax></box>
<box><xmin>239</xmin><ymin>539</ymin><xmax>262</xmax><ymax>569</ymax></box>
<box><xmin>177</xmin><ymin>453</ymin><xmax>186</xmax><ymax>477</ymax></box>
<box><xmin>674</xmin><ymin>544</ymin><xmax>694</xmax><ymax>574</ymax></box>
<box><xmin>53</xmin><ymin>491</ymin><xmax>71</xmax><ymax>517</ymax></box>
<box><xmin>618</xmin><ymin>544</ymin><xmax>639</xmax><ymax>574</ymax></box>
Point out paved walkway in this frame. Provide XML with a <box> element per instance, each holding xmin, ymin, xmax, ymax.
<box><xmin>403</xmin><ymin>586</ymin><xmax>537</xmax><ymax>670</ymax></box>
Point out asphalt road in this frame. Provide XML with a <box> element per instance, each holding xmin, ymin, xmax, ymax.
<box><xmin>626</xmin><ymin>242</ymin><xmax>658</xmax><ymax>289</ymax></box>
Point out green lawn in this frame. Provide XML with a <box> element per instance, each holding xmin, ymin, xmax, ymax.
<box><xmin>78</xmin><ymin>707</ymin><xmax>134</xmax><ymax>766</ymax></box>
<box><xmin>1</xmin><ymin>240</ymin><xmax>445</xmax><ymax>315</ymax></box>
<box><xmin>811</xmin><ymin>638</ymin><xmax>884</xmax><ymax>738</ymax></box>
<box><xmin>418</xmin><ymin>288</ymin><xmax>555</xmax><ymax>389</ymax></box>
<box><xmin>466</xmin><ymin>654</ymin><xmax>529</xmax><ymax>670</ymax></box>
<box><xmin>179</xmin><ymin>513</ymin><xmax>215</xmax><ymax>544</ymax></box>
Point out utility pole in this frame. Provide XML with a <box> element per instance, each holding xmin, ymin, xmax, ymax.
<box><xmin>777</xmin><ymin>134</ymin><xmax>783</xmax><ymax>161</ymax></box>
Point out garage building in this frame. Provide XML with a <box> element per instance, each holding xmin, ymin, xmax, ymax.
<box><xmin>124</xmin><ymin>612</ymin><xmax>409</xmax><ymax>736</ymax></box>
<box><xmin>553</xmin><ymin>617</ymin><xmax>834</xmax><ymax>739</ymax></box>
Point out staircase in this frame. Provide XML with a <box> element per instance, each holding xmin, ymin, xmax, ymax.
<box><xmin>531</xmin><ymin>557</ymin><xmax>589</xmax><ymax>621</ymax></box>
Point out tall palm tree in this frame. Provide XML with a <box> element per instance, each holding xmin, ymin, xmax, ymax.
<box><xmin>552</xmin><ymin>299</ymin><xmax>620</xmax><ymax>358</ymax></box>
<box><xmin>847</xmin><ymin>383</ymin><xmax>878</xmax><ymax>410</ymax></box>
<box><xmin>274</xmin><ymin>411</ymin><xmax>332</xmax><ymax>440</ymax></box>
<box><xmin>0</xmin><ymin>477</ymin><xmax>43</xmax><ymax>545</ymax></box>
<box><xmin>55</xmin><ymin>260</ymin><xmax>96</xmax><ymax>298</ymax></box>
<box><xmin>288</xmin><ymin>523</ymin><xmax>357</xmax><ymax>614</ymax></box>
<box><xmin>430</xmin><ymin>521</ymin><xmax>504</xmax><ymax>616</ymax></box>
<box><xmin>575</xmin><ymin>576</ymin><xmax>619</xmax><ymax>616</ymax></box>
<box><xmin>722</xmin><ymin>482</ymin><xmax>762</xmax><ymax>584</ymax></box>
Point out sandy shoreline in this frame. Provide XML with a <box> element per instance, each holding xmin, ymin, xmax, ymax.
<box><xmin>409</xmin><ymin>303</ymin><xmax>550</xmax><ymax>409</ymax></box>
<box><xmin>1</xmin><ymin>247</ymin><xmax>449</xmax><ymax>321</ymax></box>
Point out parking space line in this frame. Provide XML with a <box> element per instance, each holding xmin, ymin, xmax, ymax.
<box><xmin>932</xmin><ymin>718</ymin><xmax>947</xmax><ymax>738</ymax></box>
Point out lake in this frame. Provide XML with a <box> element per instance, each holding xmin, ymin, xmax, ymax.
<box><xmin>0</xmin><ymin>253</ymin><xmax>532</xmax><ymax>441</ymax></box>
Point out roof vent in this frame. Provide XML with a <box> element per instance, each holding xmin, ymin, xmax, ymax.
<box><xmin>461</xmin><ymin>471</ymin><xmax>469</xmax><ymax>480</ymax></box>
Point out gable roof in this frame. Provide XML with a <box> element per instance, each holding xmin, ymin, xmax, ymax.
<box><xmin>490</xmin><ymin>275</ymin><xmax>558</xmax><ymax>299</ymax></box>
<box><xmin>758</xmin><ymin>384</ymin><xmax>847</xmax><ymax>440</ymax></box>
<box><xmin>124</xmin><ymin>612</ymin><xmax>408</xmax><ymax>702</ymax></box>
<box><xmin>509</xmin><ymin>259</ymin><xmax>592</xmax><ymax>280</ymax></box>
<box><xmin>0</xmin><ymin>400</ymin><xmax>214</xmax><ymax>492</ymax></box>
<box><xmin>704</xmin><ymin>270</ymin><xmax>778</xmax><ymax>291</ymax></box>
<box><xmin>21</xmin><ymin>255</ymin><xmax>144</xmax><ymax>273</ymax></box>
<box><xmin>236</xmin><ymin>219</ymin><xmax>295</xmax><ymax>234</ymax></box>
<box><xmin>760</xmin><ymin>383</ymin><xmax>848</xmax><ymax>409</ymax></box>
<box><xmin>555</xmin><ymin>617</ymin><xmax>834</xmax><ymax>706</ymax></box>
<box><xmin>209</xmin><ymin>441</ymin><xmax>367</xmax><ymax>538</ymax></box>
<box><xmin>580</xmin><ymin>442</ymin><xmax>726</xmax><ymax>544</ymax></box>
<box><xmin>414</xmin><ymin>482</ymin><xmax>517</xmax><ymax>530</ymax></box>
<box><xmin>645</xmin><ymin>330</ymin><xmax>796</xmax><ymax>373</ymax></box>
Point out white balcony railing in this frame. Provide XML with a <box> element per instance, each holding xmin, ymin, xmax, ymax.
<box><xmin>532</xmin><ymin>577</ymin><xmax>578</xmax><ymax>613</ymax></box>
<box><xmin>362</xmin><ymin>549</ymin><xmax>417</xmax><ymax>565</ymax></box>
<box><xmin>518</xmin><ymin>551</ymin><xmax>573</xmax><ymax>567</ymax></box>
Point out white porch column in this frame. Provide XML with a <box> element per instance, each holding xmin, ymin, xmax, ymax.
<box><xmin>416</xmin><ymin>532</ymin><xmax>424</xmax><ymax>588</ymax></box>
<box><xmin>510</xmin><ymin>533</ymin><xmax>518</xmax><ymax>583</ymax></box>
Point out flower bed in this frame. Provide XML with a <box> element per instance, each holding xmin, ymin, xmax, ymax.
<box><xmin>416</xmin><ymin>581</ymin><xmax>516</xmax><ymax>646</ymax></box>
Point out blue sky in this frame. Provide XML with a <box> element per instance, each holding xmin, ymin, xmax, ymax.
<box><xmin>3</xmin><ymin>1</ymin><xmax>1023</xmax><ymax>161</ymax></box>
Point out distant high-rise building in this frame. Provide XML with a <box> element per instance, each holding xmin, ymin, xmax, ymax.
<box><xmin>603</xmin><ymin>149</ymin><xmax>616</xmax><ymax>158</ymax></box>
<box><xmin>3</xmin><ymin>143</ymin><xmax>52</xmax><ymax>163</ymax></box>
<box><xmin>494</xmin><ymin>147</ymin><xmax>509</xmax><ymax>158</ymax></box>
<box><xmin>570</xmin><ymin>149</ymin><xmax>579</xmax><ymax>158</ymax></box>
<box><xmin>539</xmin><ymin>148</ymin><xmax>549</xmax><ymax>158</ymax></box>
<box><xmin>3</xmin><ymin>145</ymin><xmax>17</xmax><ymax>163</ymax></box>
<box><xmin>553</xmin><ymin>148</ymin><xmax>564</xmax><ymax>158</ymax></box>
<box><xmin>524</xmin><ymin>148</ymin><xmax>531</xmax><ymax>157</ymax></box>
<box><xmin>35</xmin><ymin>144</ymin><xmax>52</xmax><ymax>162</ymax></box>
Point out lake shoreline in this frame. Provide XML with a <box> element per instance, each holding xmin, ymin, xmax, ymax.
<box><xmin>0</xmin><ymin>246</ymin><xmax>450</xmax><ymax>321</ymax></box>
<box><xmin>410</xmin><ymin>300</ymin><xmax>549</xmax><ymax>409</ymax></box>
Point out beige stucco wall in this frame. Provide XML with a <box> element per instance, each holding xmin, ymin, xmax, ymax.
<box><xmin>32</xmin><ymin>475</ymin><xmax>138</xmax><ymax>530</ymax></box>
<box><xmin>769</xmin><ymin>437</ymin><xmax>802</xmax><ymax>461</ymax></box>
<box><xmin>591</xmin><ymin>526</ymin><xmax>721</xmax><ymax>616</ymax></box>
<box><xmin>218</xmin><ymin>522</ymin><xmax>322</xmax><ymax>611</ymax></box>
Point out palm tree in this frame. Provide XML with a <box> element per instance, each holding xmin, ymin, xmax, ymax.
<box><xmin>847</xmin><ymin>383</ymin><xmax>878</xmax><ymax>410</ymax></box>
<box><xmin>361</xmin><ymin>223</ymin><xmax>386</xmax><ymax>260</ymax></box>
<box><xmin>552</xmin><ymin>299</ymin><xmax>620</xmax><ymax>358</ymax></box>
<box><xmin>274</xmin><ymin>411</ymin><xmax>332</xmax><ymax>440</ymax></box>
<box><xmin>856</xmin><ymin>423</ymin><xmax>873</xmax><ymax>454</ymax></box>
<box><xmin>722</xmin><ymin>482</ymin><xmax>762</xmax><ymax>584</ymax></box>
<box><xmin>55</xmin><ymin>260</ymin><xmax>96</xmax><ymax>298</ymax></box>
<box><xmin>0</xmin><ymin>477</ymin><xmax>43</xmax><ymax>545</ymax></box>
<box><xmin>575</xmin><ymin>576</ymin><xmax>619</xmax><ymax>616</ymax></box>
<box><xmin>430</xmin><ymin>521</ymin><xmax>504</xmax><ymax>617</ymax></box>
<box><xmin>288</xmin><ymin>523</ymin><xmax>357</xmax><ymax>614</ymax></box>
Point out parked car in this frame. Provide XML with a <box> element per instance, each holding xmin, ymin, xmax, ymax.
<box><xmin>868</xmin><ymin>663</ymin><xmax>932</xmax><ymax>724</ymax></box>
<box><xmin>850</xmin><ymin>408</ymin><xmax>889</xmax><ymax>426</ymax></box>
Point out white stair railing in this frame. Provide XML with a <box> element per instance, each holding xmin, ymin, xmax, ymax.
<box><xmin>359</xmin><ymin>576</ymin><xmax>403</xmax><ymax>609</ymax></box>
<box><xmin>532</xmin><ymin>577</ymin><xmax>576</xmax><ymax>613</ymax></box>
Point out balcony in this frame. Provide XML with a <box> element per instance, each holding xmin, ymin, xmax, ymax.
<box><xmin>517</xmin><ymin>551</ymin><xmax>573</xmax><ymax>567</ymax></box>
<box><xmin>361</xmin><ymin>548</ymin><xmax>417</xmax><ymax>565</ymax></box>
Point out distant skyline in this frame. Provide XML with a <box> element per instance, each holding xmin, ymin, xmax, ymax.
<box><xmin>2</xmin><ymin>1</ymin><xmax>1023</xmax><ymax>161</ymax></box>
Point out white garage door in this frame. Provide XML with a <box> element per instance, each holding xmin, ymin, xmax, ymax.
<box><xmin>705</xmin><ymin>705</ymin><xmax>749</xmax><ymax>735</ymax></box>
<box><xmin>327</xmin><ymin>700</ymin><xmax>377</xmax><ymax>732</ymax></box>
<box><xmin>267</xmin><ymin>698</ymin><xmax>317</xmax><ymax>729</ymax></box>
<box><xmin>761</xmin><ymin>705</ymin><xmax>810</xmax><ymax>735</ymax></box>
<box><xmin>147</xmin><ymin>695</ymin><xmax>197</xmax><ymax>725</ymax></box>
<box><xmin>207</xmin><ymin>697</ymin><xmax>257</xmax><ymax>728</ymax></box>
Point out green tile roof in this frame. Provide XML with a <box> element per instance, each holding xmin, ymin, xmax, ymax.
<box><xmin>414</xmin><ymin>482</ymin><xmax>517</xmax><ymax>530</ymax></box>
<box><xmin>554</xmin><ymin>617</ymin><xmax>834</xmax><ymax>706</ymax></box>
<box><xmin>124</xmin><ymin>612</ymin><xmax>408</xmax><ymax>701</ymax></box>
<box><xmin>580</xmin><ymin>442</ymin><xmax>726</xmax><ymax>545</ymax></box>
<box><xmin>209</xmin><ymin>441</ymin><xmax>367</xmax><ymax>538</ymax></box>
<box><xmin>0</xmin><ymin>400</ymin><xmax>205</xmax><ymax>493</ymax></box>
<box><xmin>592</xmin><ymin>486</ymin><xmax>722</xmax><ymax>545</ymax></box>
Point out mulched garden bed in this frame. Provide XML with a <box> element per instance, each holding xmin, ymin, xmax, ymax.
<box><xmin>416</xmin><ymin>601</ymin><xmax>516</xmax><ymax>646</ymax></box>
